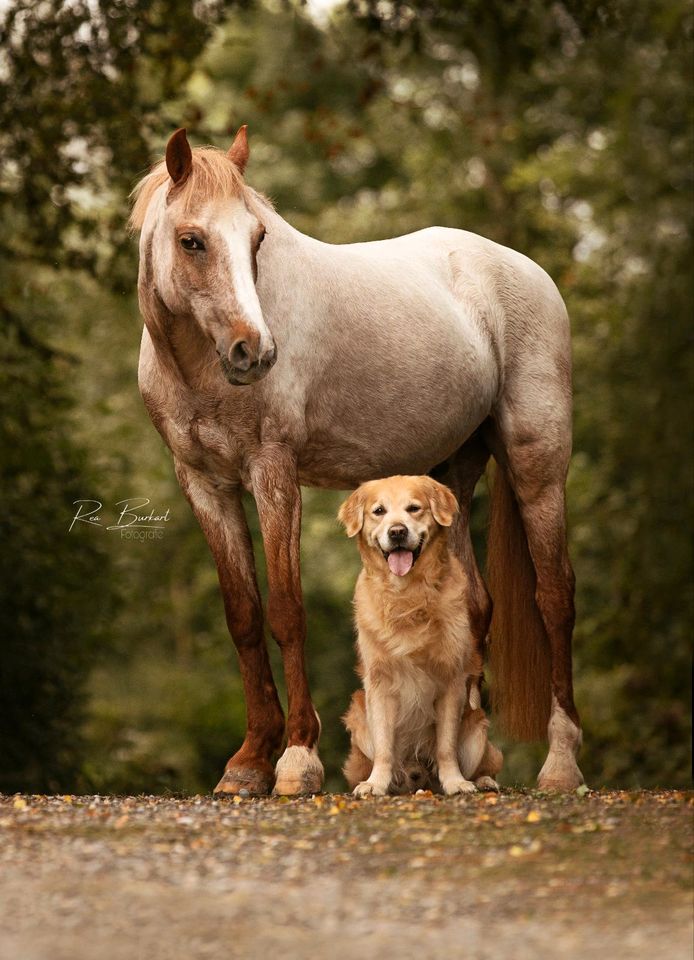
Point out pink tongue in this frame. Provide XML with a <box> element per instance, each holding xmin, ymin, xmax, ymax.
<box><xmin>388</xmin><ymin>550</ymin><xmax>414</xmax><ymax>576</ymax></box>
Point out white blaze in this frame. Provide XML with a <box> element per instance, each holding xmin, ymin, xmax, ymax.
<box><xmin>216</xmin><ymin>199</ymin><xmax>273</xmax><ymax>353</ymax></box>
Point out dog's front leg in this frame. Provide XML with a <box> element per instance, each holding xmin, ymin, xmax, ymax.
<box><xmin>436</xmin><ymin>682</ymin><xmax>477</xmax><ymax>796</ymax></box>
<box><xmin>353</xmin><ymin>683</ymin><xmax>396</xmax><ymax>798</ymax></box>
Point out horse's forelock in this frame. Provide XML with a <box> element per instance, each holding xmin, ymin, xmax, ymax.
<box><xmin>128</xmin><ymin>147</ymin><xmax>247</xmax><ymax>234</ymax></box>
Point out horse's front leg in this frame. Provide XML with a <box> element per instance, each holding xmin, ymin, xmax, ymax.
<box><xmin>175</xmin><ymin>461</ymin><xmax>285</xmax><ymax>796</ymax></box>
<box><xmin>250</xmin><ymin>444</ymin><xmax>324</xmax><ymax>795</ymax></box>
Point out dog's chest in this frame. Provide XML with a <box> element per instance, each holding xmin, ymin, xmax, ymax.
<box><xmin>383</xmin><ymin>610</ymin><xmax>470</xmax><ymax>669</ymax></box>
<box><xmin>390</xmin><ymin>657</ymin><xmax>440</xmax><ymax>720</ymax></box>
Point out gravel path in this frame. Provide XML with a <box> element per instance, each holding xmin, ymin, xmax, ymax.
<box><xmin>0</xmin><ymin>789</ymin><xmax>691</xmax><ymax>960</ymax></box>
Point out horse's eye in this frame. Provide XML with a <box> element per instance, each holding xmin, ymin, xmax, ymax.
<box><xmin>180</xmin><ymin>235</ymin><xmax>205</xmax><ymax>252</ymax></box>
<box><xmin>373</xmin><ymin>505</ymin><xmax>386</xmax><ymax>516</ymax></box>
<box><xmin>405</xmin><ymin>504</ymin><xmax>421</xmax><ymax>514</ymax></box>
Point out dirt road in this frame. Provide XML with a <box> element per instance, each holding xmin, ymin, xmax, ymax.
<box><xmin>0</xmin><ymin>790</ymin><xmax>691</xmax><ymax>960</ymax></box>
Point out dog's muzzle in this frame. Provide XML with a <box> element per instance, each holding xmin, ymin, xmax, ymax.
<box><xmin>380</xmin><ymin>538</ymin><xmax>424</xmax><ymax>577</ymax></box>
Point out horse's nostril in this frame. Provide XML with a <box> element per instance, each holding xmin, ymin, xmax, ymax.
<box><xmin>264</xmin><ymin>345</ymin><xmax>277</xmax><ymax>367</ymax></box>
<box><xmin>230</xmin><ymin>339</ymin><xmax>252</xmax><ymax>371</ymax></box>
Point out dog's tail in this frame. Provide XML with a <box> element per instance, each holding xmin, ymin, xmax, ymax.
<box><xmin>486</xmin><ymin>462</ymin><xmax>551</xmax><ymax>741</ymax></box>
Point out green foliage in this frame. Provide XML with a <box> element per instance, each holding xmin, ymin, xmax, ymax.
<box><xmin>0</xmin><ymin>269</ymin><xmax>111</xmax><ymax>791</ymax></box>
<box><xmin>0</xmin><ymin>0</ymin><xmax>222</xmax><ymax>792</ymax></box>
<box><xmin>0</xmin><ymin>0</ymin><xmax>690</xmax><ymax>793</ymax></box>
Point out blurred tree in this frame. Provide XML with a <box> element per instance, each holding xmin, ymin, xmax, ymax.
<box><xmin>0</xmin><ymin>0</ymin><xmax>225</xmax><ymax>791</ymax></box>
<box><xmin>0</xmin><ymin>278</ymin><xmax>107</xmax><ymax>792</ymax></box>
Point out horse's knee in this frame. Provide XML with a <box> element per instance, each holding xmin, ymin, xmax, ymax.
<box><xmin>267</xmin><ymin>589</ymin><xmax>306</xmax><ymax>648</ymax></box>
<box><xmin>230</xmin><ymin>622</ymin><xmax>264</xmax><ymax>651</ymax></box>
<box><xmin>224</xmin><ymin>595</ymin><xmax>264</xmax><ymax>651</ymax></box>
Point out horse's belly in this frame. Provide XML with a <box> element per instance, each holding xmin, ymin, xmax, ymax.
<box><xmin>297</xmin><ymin>369</ymin><xmax>493</xmax><ymax>487</ymax></box>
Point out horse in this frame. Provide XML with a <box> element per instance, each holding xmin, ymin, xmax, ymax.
<box><xmin>129</xmin><ymin>125</ymin><xmax>584</xmax><ymax>796</ymax></box>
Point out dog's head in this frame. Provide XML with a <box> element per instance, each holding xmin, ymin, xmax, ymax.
<box><xmin>338</xmin><ymin>475</ymin><xmax>459</xmax><ymax>578</ymax></box>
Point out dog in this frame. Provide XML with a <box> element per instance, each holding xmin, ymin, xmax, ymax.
<box><xmin>338</xmin><ymin>475</ymin><xmax>502</xmax><ymax>797</ymax></box>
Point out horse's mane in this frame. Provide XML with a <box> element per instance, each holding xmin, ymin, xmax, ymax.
<box><xmin>129</xmin><ymin>146</ymin><xmax>269</xmax><ymax>233</ymax></box>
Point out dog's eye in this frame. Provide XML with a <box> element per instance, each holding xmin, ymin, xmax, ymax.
<box><xmin>372</xmin><ymin>505</ymin><xmax>386</xmax><ymax>516</ymax></box>
<box><xmin>405</xmin><ymin>504</ymin><xmax>421</xmax><ymax>514</ymax></box>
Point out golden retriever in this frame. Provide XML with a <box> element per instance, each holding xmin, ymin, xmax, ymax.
<box><xmin>338</xmin><ymin>475</ymin><xmax>502</xmax><ymax>797</ymax></box>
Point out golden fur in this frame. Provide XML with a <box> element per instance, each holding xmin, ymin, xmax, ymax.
<box><xmin>338</xmin><ymin>476</ymin><xmax>502</xmax><ymax>796</ymax></box>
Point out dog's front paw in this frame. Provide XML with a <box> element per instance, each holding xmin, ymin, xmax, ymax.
<box><xmin>475</xmin><ymin>775</ymin><xmax>500</xmax><ymax>793</ymax></box>
<box><xmin>353</xmin><ymin>780</ymin><xmax>387</xmax><ymax>798</ymax></box>
<box><xmin>442</xmin><ymin>777</ymin><xmax>477</xmax><ymax>796</ymax></box>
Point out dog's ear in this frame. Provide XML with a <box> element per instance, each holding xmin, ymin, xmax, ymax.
<box><xmin>427</xmin><ymin>479</ymin><xmax>459</xmax><ymax>527</ymax></box>
<box><xmin>338</xmin><ymin>488</ymin><xmax>366</xmax><ymax>537</ymax></box>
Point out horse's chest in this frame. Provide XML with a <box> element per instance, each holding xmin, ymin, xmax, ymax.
<box><xmin>165</xmin><ymin>413</ymin><xmax>243</xmax><ymax>476</ymax></box>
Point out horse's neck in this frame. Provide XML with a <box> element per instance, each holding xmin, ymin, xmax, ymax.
<box><xmin>255</xmin><ymin>207</ymin><xmax>323</xmax><ymax>315</ymax></box>
<box><xmin>167</xmin><ymin>316</ymin><xmax>219</xmax><ymax>398</ymax></box>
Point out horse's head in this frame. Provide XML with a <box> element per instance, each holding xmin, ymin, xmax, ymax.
<box><xmin>134</xmin><ymin>127</ymin><xmax>276</xmax><ymax>386</ymax></box>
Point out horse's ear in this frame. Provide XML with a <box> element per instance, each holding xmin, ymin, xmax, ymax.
<box><xmin>166</xmin><ymin>128</ymin><xmax>193</xmax><ymax>185</ymax></box>
<box><xmin>228</xmin><ymin>124</ymin><xmax>249</xmax><ymax>175</ymax></box>
<box><xmin>338</xmin><ymin>488</ymin><xmax>365</xmax><ymax>538</ymax></box>
<box><xmin>426</xmin><ymin>479</ymin><xmax>459</xmax><ymax>528</ymax></box>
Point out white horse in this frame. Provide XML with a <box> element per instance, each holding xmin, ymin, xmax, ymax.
<box><xmin>130</xmin><ymin>126</ymin><xmax>584</xmax><ymax>795</ymax></box>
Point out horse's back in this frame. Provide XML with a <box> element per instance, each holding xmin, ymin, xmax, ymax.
<box><xmin>337</xmin><ymin>224</ymin><xmax>569</xmax><ymax>337</ymax></box>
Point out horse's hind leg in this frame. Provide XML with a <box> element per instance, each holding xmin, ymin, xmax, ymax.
<box><xmin>175</xmin><ymin>461</ymin><xmax>285</xmax><ymax>796</ymax></box>
<box><xmin>490</xmin><ymin>394</ymin><xmax>584</xmax><ymax>790</ymax></box>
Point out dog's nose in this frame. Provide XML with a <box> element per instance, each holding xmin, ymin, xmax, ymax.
<box><xmin>388</xmin><ymin>524</ymin><xmax>408</xmax><ymax>543</ymax></box>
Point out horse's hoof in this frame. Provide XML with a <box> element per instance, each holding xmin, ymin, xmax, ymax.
<box><xmin>273</xmin><ymin>745</ymin><xmax>324</xmax><ymax>796</ymax></box>
<box><xmin>213</xmin><ymin>766</ymin><xmax>274</xmax><ymax>797</ymax></box>
<box><xmin>537</xmin><ymin>754</ymin><xmax>584</xmax><ymax>792</ymax></box>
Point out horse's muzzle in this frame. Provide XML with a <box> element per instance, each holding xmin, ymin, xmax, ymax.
<box><xmin>219</xmin><ymin>344</ymin><xmax>277</xmax><ymax>386</ymax></box>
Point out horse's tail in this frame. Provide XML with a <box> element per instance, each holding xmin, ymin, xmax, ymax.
<box><xmin>486</xmin><ymin>461</ymin><xmax>552</xmax><ymax>741</ymax></box>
